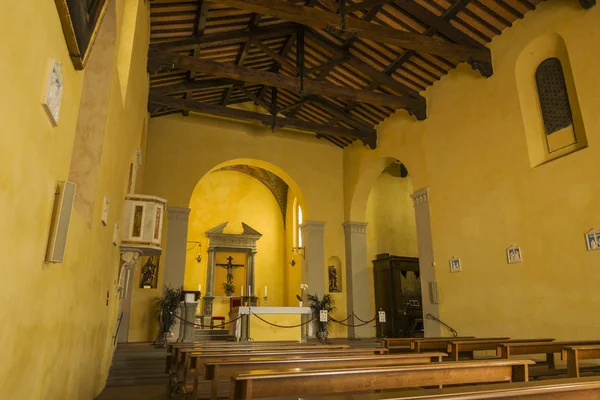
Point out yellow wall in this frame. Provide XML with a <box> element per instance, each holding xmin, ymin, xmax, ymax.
<box><xmin>345</xmin><ymin>2</ymin><xmax>600</xmax><ymax>340</ymax></box>
<box><xmin>141</xmin><ymin>113</ymin><xmax>348</xmax><ymax>336</ymax></box>
<box><xmin>0</xmin><ymin>0</ymin><xmax>150</xmax><ymax>398</ymax></box>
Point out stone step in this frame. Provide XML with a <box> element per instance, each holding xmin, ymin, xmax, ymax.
<box><xmin>106</xmin><ymin>375</ymin><xmax>169</xmax><ymax>387</ymax></box>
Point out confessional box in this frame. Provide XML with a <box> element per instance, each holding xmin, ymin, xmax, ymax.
<box><xmin>373</xmin><ymin>254</ymin><xmax>423</xmax><ymax>338</ymax></box>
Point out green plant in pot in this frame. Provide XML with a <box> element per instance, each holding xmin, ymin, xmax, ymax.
<box><xmin>307</xmin><ymin>293</ymin><xmax>336</xmax><ymax>342</ymax></box>
<box><xmin>223</xmin><ymin>281</ymin><xmax>235</xmax><ymax>296</ymax></box>
<box><xmin>153</xmin><ymin>285</ymin><xmax>182</xmax><ymax>348</ymax></box>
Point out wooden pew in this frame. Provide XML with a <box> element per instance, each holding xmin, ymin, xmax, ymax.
<box><xmin>383</xmin><ymin>337</ymin><xmax>474</xmax><ymax>352</ymax></box>
<box><xmin>498</xmin><ymin>340</ymin><xmax>600</xmax><ymax>370</ymax></box>
<box><xmin>170</xmin><ymin>343</ymin><xmax>349</xmax><ymax>376</ymax></box>
<box><xmin>563</xmin><ymin>345</ymin><xmax>600</xmax><ymax>377</ymax></box>
<box><xmin>412</xmin><ymin>337</ymin><xmax>509</xmax><ymax>353</ymax></box>
<box><xmin>185</xmin><ymin>348</ymin><xmax>391</xmax><ymax>396</ymax></box>
<box><xmin>229</xmin><ymin>359</ymin><xmax>534</xmax><ymax>400</ymax></box>
<box><xmin>447</xmin><ymin>338</ymin><xmax>554</xmax><ymax>361</ymax></box>
<box><xmin>297</xmin><ymin>376</ymin><xmax>600</xmax><ymax>400</ymax></box>
<box><xmin>204</xmin><ymin>352</ymin><xmax>444</xmax><ymax>400</ymax></box>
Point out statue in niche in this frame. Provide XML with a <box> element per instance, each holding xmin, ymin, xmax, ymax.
<box><xmin>328</xmin><ymin>265</ymin><xmax>340</xmax><ymax>292</ymax></box>
<box><xmin>140</xmin><ymin>256</ymin><xmax>159</xmax><ymax>288</ymax></box>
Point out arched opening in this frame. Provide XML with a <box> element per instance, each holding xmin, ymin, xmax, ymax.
<box><xmin>185</xmin><ymin>159</ymin><xmax>307</xmax><ymax>325</ymax></box>
<box><xmin>365</xmin><ymin>160</ymin><xmax>422</xmax><ymax>338</ymax></box>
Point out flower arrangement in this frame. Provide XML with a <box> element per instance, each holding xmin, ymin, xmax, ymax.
<box><xmin>296</xmin><ymin>283</ymin><xmax>308</xmax><ymax>305</ymax></box>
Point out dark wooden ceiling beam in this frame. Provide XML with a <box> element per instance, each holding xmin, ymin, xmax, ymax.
<box><xmin>151</xmin><ymin>78</ymin><xmax>245</xmax><ymax>95</ymax></box>
<box><xmin>250</xmin><ymin>37</ymin><xmax>297</xmax><ymax>72</ymax></box>
<box><xmin>345</xmin><ymin>0</ymin><xmax>394</xmax><ymax>13</ymax></box>
<box><xmin>148</xmin><ymin>50</ymin><xmax>424</xmax><ymax>109</ymax></box>
<box><xmin>278</xmin><ymin>98</ymin><xmax>310</xmax><ymax>112</ymax></box>
<box><xmin>214</xmin><ymin>0</ymin><xmax>491</xmax><ymax>64</ymax></box>
<box><xmin>150</xmin><ymin>23</ymin><xmax>297</xmax><ymax>51</ymax></box>
<box><xmin>257</xmin><ymin>33</ymin><xmax>296</xmax><ymax>101</ymax></box>
<box><xmin>148</xmin><ymin>93</ymin><xmax>376</xmax><ymax>146</ymax></box>
<box><xmin>241</xmin><ymin>86</ymin><xmax>271</xmax><ymax>111</ymax></box>
<box><xmin>304</xmin><ymin>55</ymin><xmax>349</xmax><ymax>75</ymax></box>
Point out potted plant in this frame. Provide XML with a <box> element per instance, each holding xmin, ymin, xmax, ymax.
<box><xmin>153</xmin><ymin>285</ymin><xmax>182</xmax><ymax>348</ymax></box>
<box><xmin>307</xmin><ymin>293</ymin><xmax>336</xmax><ymax>342</ymax></box>
<box><xmin>223</xmin><ymin>281</ymin><xmax>235</xmax><ymax>296</ymax></box>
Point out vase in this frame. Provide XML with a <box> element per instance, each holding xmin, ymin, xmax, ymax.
<box><xmin>298</xmin><ymin>301</ymin><xmax>303</xmax><ymax>307</ymax></box>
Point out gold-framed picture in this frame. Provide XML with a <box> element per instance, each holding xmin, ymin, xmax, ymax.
<box><xmin>53</xmin><ymin>0</ymin><xmax>110</xmax><ymax>70</ymax></box>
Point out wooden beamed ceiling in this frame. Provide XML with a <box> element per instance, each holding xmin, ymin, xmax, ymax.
<box><xmin>147</xmin><ymin>0</ymin><xmax>553</xmax><ymax>148</ymax></box>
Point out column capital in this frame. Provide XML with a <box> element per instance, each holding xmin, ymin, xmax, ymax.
<box><xmin>167</xmin><ymin>207</ymin><xmax>191</xmax><ymax>220</ymax></box>
<box><xmin>342</xmin><ymin>221</ymin><xmax>368</xmax><ymax>235</ymax></box>
<box><xmin>300</xmin><ymin>220</ymin><xmax>326</xmax><ymax>232</ymax></box>
<box><xmin>410</xmin><ymin>187</ymin><xmax>430</xmax><ymax>206</ymax></box>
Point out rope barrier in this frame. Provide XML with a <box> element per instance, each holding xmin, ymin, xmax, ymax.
<box><xmin>252</xmin><ymin>313</ymin><xmax>317</xmax><ymax>328</ymax></box>
<box><xmin>352</xmin><ymin>312</ymin><xmax>374</xmax><ymax>324</ymax></box>
<box><xmin>330</xmin><ymin>316</ymin><xmax>376</xmax><ymax>328</ymax></box>
<box><xmin>171</xmin><ymin>312</ymin><xmax>245</xmax><ymax>329</ymax></box>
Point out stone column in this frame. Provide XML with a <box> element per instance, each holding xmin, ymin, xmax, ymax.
<box><xmin>300</xmin><ymin>221</ymin><xmax>326</xmax><ymax>297</ymax></box>
<box><xmin>410</xmin><ymin>188</ymin><xmax>442</xmax><ymax>337</ymax></box>
<box><xmin>117</xmin><ymin>250</ymin><xmax>142</xmax><ymax>343</ymax></box>
<box><xmin>163</xmin><ymin>207</ymin><xmax>191</xmax><ymax>289</ymax></box>
<box><xmin>203</xmin><ymin>248</ymin><xmax>216</xmax><ymax>322</ymax></box>
<box><xmin>183</xmin><ymin>301</ymin><xmax>198</xmax><ymax>342</ymax></box>
<box><xmin>246</xmin><ymin>250</ymin><xmax>257</xmax><ymax>302</ymax></box>
<box><xmin>343</xmin><ymin>221</ymin><xmax>371</xmax><ymax>339</ymax></box>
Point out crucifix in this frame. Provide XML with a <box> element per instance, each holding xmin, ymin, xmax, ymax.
<box><xmin>216</xmin><ymin>256</ymin><xmax>244</xmax><ymax>296</ymax></box>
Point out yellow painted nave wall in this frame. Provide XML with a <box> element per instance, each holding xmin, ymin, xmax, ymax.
<box><xmin>142</xmin><ymin>114</ymin><xmax>348</xmax><ymax>337</ymax></box>
<box><xmin>186</xmin><ymin>171</ymin><xmax>285</xmax><ymax>318</ymax></box>
<box><xmin>345</xmin><ymin>2</ymin><xmax>600</xmax><ymax>340</ymax></box>
<box><xmin>0</xmin><ymin>1</ymin><xmax>149</xmax><ymax>399</ymax></box>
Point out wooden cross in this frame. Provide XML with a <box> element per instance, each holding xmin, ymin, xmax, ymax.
<box><xmin>216</xmin><ymin>256</ymin><xmax>245</xmax><ymax>290</ymax></box>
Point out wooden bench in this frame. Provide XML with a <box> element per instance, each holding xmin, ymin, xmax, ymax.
<box><xmin>297</xmin><ymin>376</ymin><xmax>600</xmax><ymax>400</ymax></box>
<box><xmin>203</xmin><ymin>352</ymin><xmax>444</xmax><ymax>400</ymax></box>
<box><xmin>383</xmin><ymin>337</ymin><xmax>474</xmax><ymax>352</ymax></box>
<box><xmin>184</xmin><ymin>348</ymin><xmax>391</xmax><ymax>395</ymax></box>
<box><xmin>563</xmin><ymin>345</ymin><xmax>600</xmax><ymax>377</ymax></box>
<box><xmin>166</xmin><ymin>341</ymin><xmax>301</xmax><ymax>373</ymax></box>
<box><xmin>229</xmin><ymin>359</ymin><xmax>534</xmax><ymax>400</ymax></box>
<box><xmin>498</xmin><ymin>340</ymin><xmax>600</xmax><ymax>370</ymax></box>
<box><xmin>411</xmin><ymin>337</ymin><xmax>509</xmax><ymax>353</ymax></box>
<box><xmin>447</xmin><ymin>338</ymin><xmax>554</xmax><ymax>361</ymax></box>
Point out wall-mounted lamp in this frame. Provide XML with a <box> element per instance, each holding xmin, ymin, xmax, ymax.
<box><xmin>187</xmin><ymin>241</ymin><xmax>202</xmax><ymax>263</ymax></box>
<box><xmin>290</xmin><ymin>247</ymin><xmax>305</xmax><ymax>266</ymax></box>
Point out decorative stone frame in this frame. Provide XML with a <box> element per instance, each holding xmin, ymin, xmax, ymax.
<box><xmin>203</xmin><ymin>222</ymin><xmax>262</xmax><ymax>318</ymax></box>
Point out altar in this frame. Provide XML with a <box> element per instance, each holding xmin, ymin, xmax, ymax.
<box><xmin>229</xmin><ymin>306</ymin><xmax>312</xmax><ymax>342</ymax></box>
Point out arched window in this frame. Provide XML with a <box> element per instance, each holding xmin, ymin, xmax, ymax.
<box><xmin>535</xmin><ymin>58</ymin><xmax>574</xmax><ymax>137</ymax></box>
<box><xmin>297</xmin><ymin>204</ymin><xmax>303</xmax><ymax>248</ymax></box>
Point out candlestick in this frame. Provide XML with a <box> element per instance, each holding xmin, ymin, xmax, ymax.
<box><xmin>248</xmin><ymin>285</ymin><xmax>251</xmax><ymax>296</ymax></box>
<box><xmin>241</xmin><ymin>286</ymin><xmax>244</xmax><ymax>297</ymax></box>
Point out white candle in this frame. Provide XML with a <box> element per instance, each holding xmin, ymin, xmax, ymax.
<box><xmin>198</xmin><ymin>284</ymin><xmax>202</xmax><ymax>293</ymax></box>
<box><xmin>264</xmin><ymin>286</ymin><xmax>268</xmax><ymax>296</ymax></box>
<box><xmin>241</xmin><ymin>286</ymin><xmax>244</xmax><ymax>296</ymax></box>
<box><xmin>248</xmin><ymin>286</ymin><xmax>251</xmax><ymax>296</ymax></box>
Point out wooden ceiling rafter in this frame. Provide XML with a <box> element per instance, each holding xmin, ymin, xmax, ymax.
<box><xmin>147</xmin><ymin>0</ymin><xmax>543</xmax><ymax>148</ymax></box>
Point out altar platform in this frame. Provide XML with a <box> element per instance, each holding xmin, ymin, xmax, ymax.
<box><xmin>229</xmin><ymin>306</ymin><xmax>312</xmax><ymax>342</ymax></box>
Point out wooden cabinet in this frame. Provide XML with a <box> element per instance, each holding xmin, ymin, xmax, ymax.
<box><xmin>372</xmin><ymin>254</ymin><xmax>423</xmax><ymax>338</ymax></box>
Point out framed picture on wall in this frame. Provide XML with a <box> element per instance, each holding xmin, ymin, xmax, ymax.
<box><xmin>449</xmin><ymin>257</ymin><xmax>462</xmax><ymax>273</ymax></box>
<box><xmin>506</xmin><ymin>245</ymin><xmax>523</xmax><ymax>264</ymax></box>
<box><xmin>586</xmin><ymin>229</ymin><xmax>600</xmax><ymax>251</ymax></box>
<box><xmin>53</xmin><ymin>0</ymin><xmax>110</xmax><ymax>69</ymax></box>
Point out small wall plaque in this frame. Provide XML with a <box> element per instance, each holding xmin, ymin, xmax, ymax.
<box><xmin>586</xmin><ymin>229</ymin><xmax>600</xmax><ymax>251</ymax></box>
<box><xmin>507</xmin><ymin>245</ymin><xmax>523</xmax><ymax>264</ymax></box>
<box><xmin>449</xmin><ymin>257</ymin><xmax>462</xmax><ymax>273</ymax></box>
<box><xmin>42</xmin><ymin>60</ymin><xmax>63</xmax><ymax>126</ymax></box>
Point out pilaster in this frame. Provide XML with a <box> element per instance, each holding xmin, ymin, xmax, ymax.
<box><xmin>343</xmin><ymin>221</ymin><xmax>371</xmax><ymax>338</ymax></box>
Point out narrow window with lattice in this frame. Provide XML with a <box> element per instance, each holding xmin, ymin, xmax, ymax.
<box><xmin>535</xmin><ymin>58</ymin><xmax>577</xmax><ymax>153</ymax></box>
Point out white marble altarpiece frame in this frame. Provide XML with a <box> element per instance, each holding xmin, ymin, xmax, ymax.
<box><xmin>42</xmin><ymin>60</ymin><xmax>63</xmax><ymax>126</ymax></box>
<box><xmin>507</xmin><ymin>245</ymin><xmax>523</xmax><ymax>264</ymax></box>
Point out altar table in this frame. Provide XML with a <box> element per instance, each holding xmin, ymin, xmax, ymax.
<box><xmin>229</xmin><ymin>306</ymin><xmax>312</xmax><ymax>342</ymax></box>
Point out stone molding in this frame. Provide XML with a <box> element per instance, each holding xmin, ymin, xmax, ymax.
<box><xmin>342</xmin><ymin>221</ymin><xmax>368</xmax><ymax>235</ymax></box>
<box><xmin>410</xmin><ymin>187</ymin><xmax>430</xmax><ymax>206</ymax></box>
<box><xmin>300</xmin><ymin>220</ymin><xmax>326</xmax><ymax>234</ymax></box>
<box><xmin>167</xmin><ymin>207</ymin><xmax>191</xmax><ymax>221</ymax></box>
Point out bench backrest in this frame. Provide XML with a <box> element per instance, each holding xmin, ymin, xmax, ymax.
<box><xmin>412</xmin><ymin>337</ymin><xmax>509</xmax><ymax>352</ymax></box>
<box><xmin>498</xmin><ymin>340</ymin><xmax>600</xmax><ymax>358</ymax></box>
<box><xmin>229</xmin><ymin>359</ymin><xmax>534</xmax><ymax>399</ymax></box>
<box><xmin>447</xmin><ymin>338</ymin><xmax>554</xmax><ymax>361</ymax></box>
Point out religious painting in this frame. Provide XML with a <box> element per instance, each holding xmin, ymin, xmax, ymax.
<box><xmin>139</xmin><ymin>256</ymin><xmax>159</xmax><ymax>289</ymax></box>
<box><xmin>449</xmin><ymin>257</ymin><xmax>462</xmax><ymax>273</ymax></box>
<box><xmin>586</xmin><ymin>229</ymin><xmax>600</xmax><ymax>251</ymax></box>
<box><xmin>507</xmin><ymin>245</ymin><xmax>523</xmax><ymax>264</ymax></box>
<box><xmin>53</xmin><ymin>0</ymin><xmax>110</xmax><ymax>69</ymax></box>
